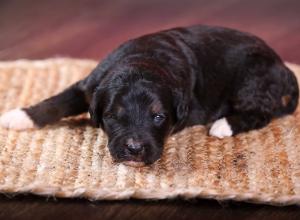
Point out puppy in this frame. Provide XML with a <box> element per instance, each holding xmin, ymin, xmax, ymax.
<box><xmin>0</xmin><ymin>25</ymin><xmax>298</xmax><ymax>166</ymax></box>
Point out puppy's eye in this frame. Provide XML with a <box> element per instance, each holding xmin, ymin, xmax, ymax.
<box><xmin>153</xmin><ymin>113</ymin><xmax>166</xmax><ymax>124</ymax></box>
<box><xmin>103</xmin><ymin>113</ymin><xmax>115</xmax><ymax>119</ymax></box>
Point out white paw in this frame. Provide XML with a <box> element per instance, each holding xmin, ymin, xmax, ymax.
<box><xmin>0</xmin><ymin>108</ymin><xmax>35</xmax><ymax>130</ymax></box>
<box><xmin>209</xmin><ymin>118</ymin><xmax>233</xmax><ymax>138</ymax></box>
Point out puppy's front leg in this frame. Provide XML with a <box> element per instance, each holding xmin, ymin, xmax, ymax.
<box><xmin>0</xmin><ymin>82</ymin><xmax>89</xmax><ymax>130</ymax></box>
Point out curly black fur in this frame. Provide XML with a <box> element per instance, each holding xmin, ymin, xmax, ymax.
<box><xmin>24</xmin><ymin>25</ymin><xmax>299</xmax><ymax>164</ymax></box>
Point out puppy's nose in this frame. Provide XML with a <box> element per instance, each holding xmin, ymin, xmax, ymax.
<box><xmin>125</xmin><ymin>138</ymin><xmax>144</xmax><ymax>155</ymax></box>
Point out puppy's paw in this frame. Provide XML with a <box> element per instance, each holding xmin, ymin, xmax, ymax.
<box><xmin>0</xmin><ymin>108</ymin><xmax>35</xmax><ymax>130</ymax></box>
<box><xmin>209</xmin><ymin>117</ymin><xmax>233</xmax><ymax>138</ymax></box>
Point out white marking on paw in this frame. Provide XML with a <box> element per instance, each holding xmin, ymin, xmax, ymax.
<box><xmin>0</xmin><ymin>108</ymin><xmax>35</xmax><ymax>130</ymax></box>
<box><xmin>209</xmin><ymin>117</ymin><xmax>233</xmax><ymax>138</ymax></box>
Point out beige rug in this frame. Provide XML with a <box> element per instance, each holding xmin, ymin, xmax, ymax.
<box><xmin>0</xmin><ymin>58</ymin><xmax>300</xmax><ymax>206</ymax></box>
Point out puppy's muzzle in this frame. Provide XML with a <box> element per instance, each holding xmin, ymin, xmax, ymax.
<box><xmin>124</xmin><ymin>138</ymin><xmax>145</xmax><ymax>157</ymax></box>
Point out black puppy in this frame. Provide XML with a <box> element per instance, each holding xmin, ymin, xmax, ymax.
<box><xmin>1</xmin><ymin>25</ymin><xmax>298</xmax><ymax>166</ymax></box>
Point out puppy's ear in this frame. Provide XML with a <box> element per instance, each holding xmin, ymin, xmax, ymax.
<box><xmin>172</xmin><ymin>89</ymin><xmax>189</xmax><ymax>133</ymax></box>
<box><xmin>89</xmin><ymin>87</ymin><xmax>106</xmax><ymax>128</ymax></box>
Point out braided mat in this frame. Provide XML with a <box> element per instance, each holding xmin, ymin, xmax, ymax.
<box><xmin>1</xmin><ymin>58</ymin><xmax>300</xmax><ymax>206</ymax></box>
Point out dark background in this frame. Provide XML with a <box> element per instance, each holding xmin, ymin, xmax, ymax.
<box><xmin>0</xmin><ymin>0</ymin><xmax>300</xmax><ymax>219</ymax></box>
<box><xmin>0</xmin><ymin>0</ymin><xmax>300</xmax><ymax>63</ymax></box>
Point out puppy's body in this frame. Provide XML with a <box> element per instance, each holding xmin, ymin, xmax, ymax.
<box><xmin>1</xmin><ymin>25</ymin><xmax>298</xmax><ymax>165</ymax></box>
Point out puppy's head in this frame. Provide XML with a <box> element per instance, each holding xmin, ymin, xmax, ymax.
<box><xmin>89</xmin><ymin>68</ymin><xmax>189</xmax><ymax>166</ymax></box>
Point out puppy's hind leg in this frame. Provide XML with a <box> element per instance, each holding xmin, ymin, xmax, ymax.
<box><xmin>0</xmin><ymin>82</ymin><xmax>89</xmax><ymax>130</ymax></box>
<box><xmin>209</xmin><ymin>77</ymin><xmax>276</xmax><ymax>138</ymax></box>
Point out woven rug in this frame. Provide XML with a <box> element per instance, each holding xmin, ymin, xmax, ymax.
<box><xmin>0</xmin><ymin>58</ymin><xmax>300</xmax><ymax>206</ymax></box>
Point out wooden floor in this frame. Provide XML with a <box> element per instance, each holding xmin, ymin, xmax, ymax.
<box><xmin>1</xmin><ymin>0</ymin><xmax>300</xmax><ymax>63</ymax></box>
<box><xmin>0</xmin><ymin>0</ymin><xmax>300</xmax><ymax>219</ymax></box>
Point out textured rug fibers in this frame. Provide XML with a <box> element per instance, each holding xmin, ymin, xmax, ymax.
<box><xmin>0</xmin><ymin>58</ymin><xmax>300</xmax><ymax>206</ymax></box>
